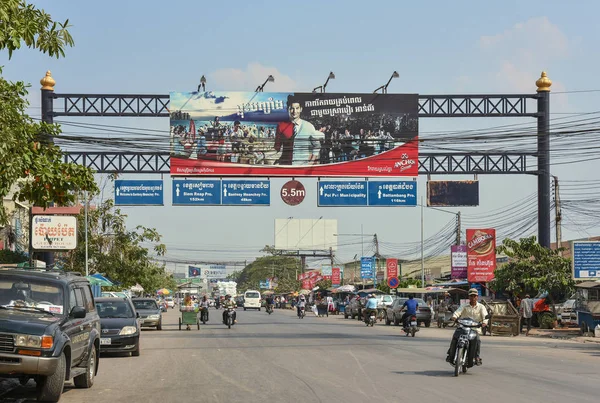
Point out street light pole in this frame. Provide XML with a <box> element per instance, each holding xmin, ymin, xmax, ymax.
<box><xmin>85</xmin><ymin>191</ymin><xmax>89</xmax><ymax>277</ymax></box>
<box><xmin>421</xmin><ymin>196</ymin><xmax>425</xmax><ymax>287</ymax></box>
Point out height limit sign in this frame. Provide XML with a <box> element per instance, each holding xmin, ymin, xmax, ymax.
<box><xmin>281</xmin><ymin>180</ymin><xmax>306</xmax><ymax>206</ymax></box>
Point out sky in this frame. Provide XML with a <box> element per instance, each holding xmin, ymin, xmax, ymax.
<box><xmin>3</xmin><ymin>0</ymin><xmax>600</xmax><ymax>276</ymax></box>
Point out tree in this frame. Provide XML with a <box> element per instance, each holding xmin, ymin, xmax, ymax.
<box><xmin>274</xmin><ymin>277</ymin><xmax>301</xmax><ymax>294</ymax></box>
<box><xmin>314</xmin><ymin>279</ymin><xmax>332</xmax><ymax>290</ymax></box>
<box><xmin>59</xmin><ymin>198</ymin><xmax>174</xmax><ymax>292</ymax></box>
<box><xmin>0</xmin><ymin>249</ymin><xmax>28</xmax><ymax>264</ymax></box>
<box><xmin>0</xmin><ymin>1</ymin><xmax>97</xmax><ymax>225</ymax></box>
<box><xmin>492</xmin><ymin>236</ymin><xmax>575</xmax><ymax>313</ymax></box>
<box><xmin>236</xmin><ymin>255</ymin><xmax>301</xmax><ymax>293</ymax></box>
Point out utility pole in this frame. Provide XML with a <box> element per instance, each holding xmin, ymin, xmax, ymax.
<box><xmin>536</xmin><ymin>72</ymin><xmax>552</xmax><ymax>248</ymax></box>
<box><xmin>456</xmin><ymin>211</ymin><xmax>461</xmax><ymax>245</ymax></box>
<box><xmin>553</xmin><ymin>176</ymin><xmax>562</xmax><ymax>249</ymax></box>
<box><xmin>85</xmin><ymin>191</ymin><xmax>89</xmax><ymax>276</ymax></box>
<box><xmin>421</xmin><ymin>196</ymin><xmax>425</xmax><ymax>287</ymax></box>
<box><xmin>40</xmin><ymin>71</ymin><xmax>55</xmax><ymax>268</ymax></box>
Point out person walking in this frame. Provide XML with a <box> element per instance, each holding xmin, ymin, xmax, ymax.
<box><xmin>519</xmin><ymin>294</ymin><xmax>534</xmax><ymax>336</ymax></box>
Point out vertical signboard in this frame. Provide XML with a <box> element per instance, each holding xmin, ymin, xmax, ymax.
<box><xmin>360</xmin><ymin>257</ymin><xmax>374</xmax><ymax>279</ymax></box>
<box><xmin>386</xmin><ymin>258</ymin><xmax>398</xmax><ymax>279</ymax></box>
<box><xmin>572</xmin><ymin>241</ymin><xmax>600</xmax><ymax>280</ymax></box>
<box><xmin>466</xmin><ymin>229</ymin><xmax>496</xmax><ymax>282</ymax></box>
<box><xmin>451</xmin><ymin>245</ymin><xmax>468</xmax><ymax>279</ymax></box>
<box><xmin>332</xmin><ymin>267</ymin><xmax>341</xmax><ymax>286</ymax></box>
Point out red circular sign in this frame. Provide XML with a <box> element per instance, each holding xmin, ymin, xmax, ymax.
<box><xmin>281</xmin><ymin>180</ymin><xmax>306</xmax><ymax>206</ymax></box>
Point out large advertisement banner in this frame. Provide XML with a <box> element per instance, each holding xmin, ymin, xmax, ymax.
<box><xmin>466</xmin><ymin>229</ymin><xmax>496</xmax><ymax>282</ymax></box>
<box><xmin>169</xmin><ymin>92</ymin><xmax>418</xmax><ymax>177</ymax></box>
<box><xmin>332</xmin><ymin>267</ymin><xmax>341</xmax><ymax>286</ymax></box>
<box><xmin>451</xmin><ymin>245</ymin><xmax>468</xmax><ymax>279</ymax></box>
<box><xmin>386</xmin><ymin>258</ymin><xmax>398</xmax><ymax>279</ymax></box>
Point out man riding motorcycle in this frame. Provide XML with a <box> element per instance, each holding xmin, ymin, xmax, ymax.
<box><xmin>199</xmin><ymin>295</ymin><xmax>210</xmax><ymax>321</ymax></box>
<box><xmin>265</xmin><ymin>294</ymin><xmax>275</xmax><ymax>312</ymax></box>
<box><xmin>222</xmin><ymin>294</ymin><xmax>237</xmax><ymax>324</ymax></box>
<box><xmin>446</xmin><ymin>288</ymin><xmax>488</xmax><ymax>366</ymax></box>
<box><xmin>363</xmin><ymin>294</ymin><xmax>378</xmax><ymax>324</ymax></box>
<box><xmin>400</xmin><ymin>295</ymin><xmax>418</xmax><ymax>328</ymax></box>
<box><xmin>297</xmin><ymin>295</ymin><xmax>306</xmax><ymax>317</ymax></box>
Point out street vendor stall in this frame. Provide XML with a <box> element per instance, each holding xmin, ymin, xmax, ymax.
<box><xmin>481</xmin><ymin>300</ymin><xmax>520</xmax><ymax>336</ymax></box>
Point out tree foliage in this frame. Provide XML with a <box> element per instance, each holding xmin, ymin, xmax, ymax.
<box><xmin>59</xmin><ymin>198</ymin><xmax>174</xmax><ymax>292</ymax></box>
<box><xmin>236</xmin><ymin>255</ymin><xmax>301</xmax><ymax>293</ymax></box>
<box><xmin>0</xmin><ymin>0</ymin><xmax>74</xmax><ymax>59</ymax></box>
<box><xmin>0</xmin><ymin>1</ymin><xmax>96</xmax><ymax>225</ymax></box>
<box><xmin>491</xmin><ymin>236</ymin><xmax>575</xmax><ymax>310</ymax></box>
<box><xmin>0</xmin><ymin>249</ymin><xmax>28</xmax><ymax>264</ymax></box>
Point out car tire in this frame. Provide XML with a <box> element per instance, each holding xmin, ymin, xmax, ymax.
<box><xmin>244</xmin><ymin>307</ymin><xmax>247</xmax><ymax>311</ymax></box>
<box><xmin>424</xmin><ymin>321</ymin><xmax>431</xmax><ymax>328</ymax></box>
<box><xmin>385</xmin><ymin>316</ymin><xmax>391</xmax><ymax>326</ymax></box>
<box><xmin>132</xmin><ymin>342</ymin><xmax>140</xmax><ymax>357</ymax></box>
<box><xmin>37</xmin><ymin>352</ymin><xmax>66</xmax><ymax>402</ymax></box>
<box><xmin>157</xmin><ymin>321</ymin><xmax>162</xmax><ymax>331</ymax></box>
<box><xmin>74</xmin><ymin>344</ymin><xmax>97</xmax><ymax>388</ymax></box>
<box><xmin>394</xmin><ymin>315</ymin><xmax>400</xmax><ymax>326</ymax></box>
<box><xmin>258</xmin><ymin>308</ymin><xmax>260</xmax><ymax>311</ymax></box>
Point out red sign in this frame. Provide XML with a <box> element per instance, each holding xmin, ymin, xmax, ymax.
<box><xmin>332</xmin><ymin>267</ymin><xmax>341</xmax><ymax>286</ymax></box>
<box><xmin>387</xmin><ymin>277</ymin><xmax>399</xmax><ymax>289</ymax></box>
<box><xmin>301</xmin><ymin>279</ymin><xmax>312</xmax><ymax>290</ymax></box>
<box><xmin>466</xmin><ymin>229</ymin><xmax>496</xmax><ymax>282</ymax></box>
<box><xmin>281</xmin><ymin>180</ymin><xmax>306</xmax><ymax>206</ymax></box>
<box><xmin>386</xmin><ymin>258</ymin><xmax>398</xmax><ymax>279</ymax></box>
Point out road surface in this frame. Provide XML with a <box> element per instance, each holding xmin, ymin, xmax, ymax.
<box><xmin>1</xmin><ymin>307</ymin><xmax>598</xmax><ymax>402</ymax></box>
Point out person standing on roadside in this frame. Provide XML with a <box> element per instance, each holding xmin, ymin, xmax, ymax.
<box><xmin>519</xmin><ymin>294</ymin><xmax>534</xmax><ymax>336</ymax></box>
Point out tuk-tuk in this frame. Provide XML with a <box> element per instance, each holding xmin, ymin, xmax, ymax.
<box><xmin>574</xmin><ymin>281</ymin><xmax>600</xmax><ymax>335</ymax></box>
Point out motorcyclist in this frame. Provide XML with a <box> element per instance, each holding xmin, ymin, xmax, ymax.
<box><xmin>222</xmin><ymin>294</ymin><xmax>237</xmax><ymax>324</ymax></box>
<box><xmin>400</xmin><ymin>295</ymin><xmax>419</xmax><ymax>328</ymax></box>
<box><xmin>446</xmin><ymin>288</ymin><xmax>488</xmax><ymax>366</ymax></box>
<box><xmin>265</xmin><ymin>294</ymin><xmax>275</xmax><ymax>312</ymax></box>
<box><xmin>363</xmin><ymin>294</ymin><xmax>379</xmax><ymax>324</ymax></box>
<box><xmin>297</xmin><ymin>295</ymin><xmax>306</xmax><ymax>317</ymax></box>
<box><xmin>199</xmin><ymin>295</ymin><xmax>210</xmax><ymax>321</ymax></box>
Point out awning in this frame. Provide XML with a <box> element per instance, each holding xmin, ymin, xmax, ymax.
<box><xmin>575</xmin><ymin>281</ymin><xmax>600</xmax><ymax>289</ymax></box>
<box><xmin>85</xmin><ymin>275</ymin><xmax>113</xmax><ymax>287</ymax></box>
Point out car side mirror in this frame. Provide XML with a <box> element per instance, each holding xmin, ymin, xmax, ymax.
<box><xmin>136</xmin><ymin>312</ymin><xmax>140</xmax><ymax>318</ymax></box>
<box><xmin>70</xmin><ymin>306</ymin><xmax>86</xmax><ymax>319</ymax></box>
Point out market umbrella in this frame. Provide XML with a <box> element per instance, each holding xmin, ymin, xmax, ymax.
<box><xmin>262</xmin><ymin>290</ymin><xmax>274</xmax><ymax>295</ymax></box>
<box><xmin>85</xmin><ymin>275</ymin><xmax>113</xmax><ymax>287</ymax></box>
<box><xmin>298</xmin><ymin>289</ymin><xmax>310</xmax><ymax>295</ymax></box>
<box><xmin>335</xmin><ymin>285</ymin><xmax>356</xmax><ymax>293</ymax></box>
<box><xmin>130</xmin><ymin>284</ymin><xmax>144</xmax><ymax>292</ymax></box>
<box><xmin>157</xmin><ymin>288</ymin><xmax>171</xmax><ymax>295</ymax></box>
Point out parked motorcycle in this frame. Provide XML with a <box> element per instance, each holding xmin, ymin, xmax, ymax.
<box><xmin>403</xmin><ymin>315</ymin><xmax>419</xmax><ymax>337</ymax></box>
<box><xmin>450</xmin><ymin>318</ymin><xmax>482</xmax><ymax>376</ymax></box>
<box><xmin>225</xmin><ymin>307</ymin><xmax>235</xmax><ymax>329</ymax></box>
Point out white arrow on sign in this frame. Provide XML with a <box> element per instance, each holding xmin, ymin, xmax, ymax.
<box><xmin>175</xmin><ymin>184</ymin><xmax>180</xmax><ymax>197</ymax></box>
<box><xmin>223</xmin><ymin>187</ymin><xmax>228</xmax><ymax>197</ymax></box>
<box><xmin>378</xmin><ymin>189</ymin><xmax>382</xmax><ymax>199</ymax></box>
<box><xmin>319</xmin><ymin>186</ymin><xmax>324</xmax><ymax>196</ymax></box>
<box><xmin>116</xmin><ymin>187</ymin><xmax>120</xmax><ymax>196</ymax></box>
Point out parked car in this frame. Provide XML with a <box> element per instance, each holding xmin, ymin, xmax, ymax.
<box><xmin>0</xmin><ymin>268</ymin><xmax>101</xmax><ymax>402</ymax></box>
<box><xmin>95</xmin><ymin>297</ymin><xmax>141</xmax><ymax>356</ymax></box>
<box><xmin>376</xmin><ymin>294</ymin><xmax>396</xmax><ymax>308</ymax></box>
<box><xmin>165</xmin><ymin>297</ymin><xmax>175</xmax><ymax>309</ymax></box>
<box><xmin>386</xmin><ymin>298</ymin><xmax>432</xmax><ymax>327</ymax></box>
<box><xmin>131</xmin><ymin>298</ymin><xmax>162</xmax><ymax>330</ymax></box>
<box><xmin>102</xmin><ymin>291</ymin><xmax>130</xmax><ymax>299</ymax></box>
<box><xmin>344</xmin><ymin>295</ymin><xmax>364</xmax><ymax>320</ymax></box>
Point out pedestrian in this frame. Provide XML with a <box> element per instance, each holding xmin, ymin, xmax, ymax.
<box><xmin>520</xmin><ymin>294</ymin><xmax>534</xmax><ymax>336</ymax></box>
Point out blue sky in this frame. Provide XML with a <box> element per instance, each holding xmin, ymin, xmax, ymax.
<box><xmin>3</xmin><ymin>1</ymin><xmax>600</xmax><ymax>274</ymax></box>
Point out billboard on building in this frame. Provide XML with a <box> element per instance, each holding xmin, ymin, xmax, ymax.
<box><xmin>427</xmin><ymin>180</ymin><xmax>479</xmax><ymax>207</ymax></box>
<box><xmin>466</xmin><ymin>229</ymin><xmax>496</xmax><ymax>282</ymax></box>
<box><xmin>274</xmin><ymin>219</ymin><xmax>337</xmax><ymax>251</ymax></box>
<box><xmin>169</xmin><ymin>92</ymin><xmax>418</xmax><ymax>177</ymax></box>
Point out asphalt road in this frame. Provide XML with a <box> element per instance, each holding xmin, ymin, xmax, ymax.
<box><xmin>1</xmin><ymin>307</ymin><xmax>599</xmax><ymax>402</ymax></box>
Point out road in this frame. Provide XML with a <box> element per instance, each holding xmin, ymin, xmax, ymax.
<box><xmin>1</xmin><ymin>307</ymin><xmax>598</xmax><ymax>402</ymax></box>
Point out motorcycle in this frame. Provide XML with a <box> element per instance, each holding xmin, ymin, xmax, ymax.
<box><xmin>298</xmin><ymin>306</ymin><xmax>305</xmax><ymax>319</ymax></box>
<box><xmin>224</xmin><ymin>307</ymin><xmax>235</xmax><ymax>329</ymax></box>
<box><xmin>199</xmin><ymin>307</ymin><xmax>209</xmax><ymax>324</ymax></box>
<box><xmin>365</xmin><ymin>310</ymin><xmax>376</xmax><ymax>327</ymax></box>
<box><xmin>266</xmin><ymin>304</ymin><xmax>273</xmax><ymax>315</ymax></box>
<box><xmin>450</xmin><ymin>318</ymin><xmax>482</xmax><ymax>376</ymax></box>
<box><xmin>402</xmin><ymin>315</ymin><xmax>419</xmax><ymax>337</ymax></box>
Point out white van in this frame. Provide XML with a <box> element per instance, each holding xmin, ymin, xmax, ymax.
<box><xmin>243</xmin><ymin>290</ymin><xmax>262</xmax><ymax>311</ymax></box>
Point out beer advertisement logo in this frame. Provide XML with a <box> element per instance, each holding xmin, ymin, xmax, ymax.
<box><xmin>467</xmin><ymin>230</ymin><xmax>495</xmax><ymax>255</ymax></box>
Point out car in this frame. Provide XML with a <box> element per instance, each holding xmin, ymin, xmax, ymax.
<box><xmin>101</xmin><ymin>291</ymin><xmax>130</xmax><ymax>299</ymax></box>
<box><xmin>376</xmin><ymin>294</ymin><xmax>396</xmax><ymax>309</ymax></box>
<box><xmin>164</xmin><ymin>297</ymin><xmax>175</xmax><ymax>309</ymax></box>
<box><xmin>386</xmin><ymin>297</ymin><xmax>432</xmax><ymax>327</ymax></box>
<box><xmin>95</xmin><ymin>297</ymin><xmax>141</xmax><ymax>357</ymax></box>
<box><xmin>0</xmin><ymin>268</ymin><xmax>101</xmax><ymax>402</ymax></box>
<box><xmin>131</xmin><ymin>298</ymin><xmax>162</xmax><ymax>330</ymax></box>
<box><xmin>243</xmin><ymin>290</ymin><xmax>261</xmax><ymax>310</ymax></box>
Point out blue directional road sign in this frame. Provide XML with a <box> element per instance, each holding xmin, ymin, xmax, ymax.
<box><xmin>572</xmin><ymin>241</ymin><xmax>600</xmax><ymax>280</ymax></box>
<box><xmin>114</xmin><ymin>180</ymin><xmax>163</xmax><ymax>206</ymax></box>
<box><xmin>222</xmin><ymin>180</ymin><xmax>270</xmax><ymax>206</ymax></box>
<box><xmin>317</xmin><ymin>181</ymin><xmax>368</xmax><ymax>206</ymax></box>
<box><xmin>368</xmin><ymin>181</ymin><xmax>417</xmax><ymax>206</ymax></box>
<box><xmin>361</xmin><ymin>257</ymin><xmax>374</xmax><ymax>279</ymax></box>
<box><xmin>172</xmin><ymin>179</ymin><xmax>221</xmax><ymax>205</ymax></box>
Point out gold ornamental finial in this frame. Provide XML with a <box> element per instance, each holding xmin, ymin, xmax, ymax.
<box><xmin>40</xmin><ymin>71</ymin><xmax>56</xmax><ymax>91</ymax></box>
<box><xmin>536</xmin><ymin>71</ymin><xmax>552</xmax><ymax>92</ymax></box>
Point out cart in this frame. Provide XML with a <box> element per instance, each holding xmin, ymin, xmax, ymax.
<box><xmin>179</xmin><ymin>306</ymin><xmax>200</xmax><ymax>330</ymax></box>
<box><xmin>481</xmin><ymin>300</ymin><xmax>520</xmax><ymax>337</ymax></box>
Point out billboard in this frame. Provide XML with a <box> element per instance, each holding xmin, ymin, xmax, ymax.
<box><xmin>274</xmin><ymin>219</ymin><xmax>337</xmax><ymax>251</ymax></box>
<box><xmin>466</xmin><ymin>229</ymin><xmax>496</xmax><ymax>282</ymax></box>
<box><xmin>427</xmin><ymin>180</ymin><xmax>479</xmax><ymax>207</ymax></box>
<box><xmin>572</xmin><ymin>241</ymin><xmax>600</xmax><ymax>280</ymax></box>
<box><xmin>31</xmin><ymin>215</ymin><xmax>77</xmax><ymax>250</ymax></box>
<box><xmin>386</xmin><ymin>258</ymin><xmax>398</xmax><ymax>279</ymax></box>
<box><xmin>169</xmin><ymin>91</ymin><xmax>418</xmax><ymax>177</ymax></box>
<box><xmin>188</xmin><ymin>265</ymin><xmax>226</xmax><ymax>279</ymax></box>
<box><xmin>451</xmin><ymin>245</ymin><xmax>468</xmax><ymax>279</ymax></box>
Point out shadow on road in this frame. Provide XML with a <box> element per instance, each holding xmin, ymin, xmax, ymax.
<box><xmin>392</xmin><ymin>370</ymin><xmax>454</xmax><ymax>377</ymax></box>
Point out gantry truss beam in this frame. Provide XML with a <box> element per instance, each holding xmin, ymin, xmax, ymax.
<box><xmin>63</xmin><ymin>152</ymin><xmax>535</xmax><ymax>175</ymax></box>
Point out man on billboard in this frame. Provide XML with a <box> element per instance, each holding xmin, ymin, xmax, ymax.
<box><xmin>274</xmin><ymin>99</ymin><xmax>324</xmax><ymax>165</ymax></box>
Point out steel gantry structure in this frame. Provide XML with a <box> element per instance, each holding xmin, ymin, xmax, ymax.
<box><xmin>41</xmin><ymin>71</ymin><xmax>552</xmax><ymax>248</ymax></box>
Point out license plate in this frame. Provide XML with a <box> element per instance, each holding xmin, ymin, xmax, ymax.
<box><xmin>100</xmin><ymin>338</ymin><xmax>111</xmax><ymax>345</ymax></box>
<box><xmin>410</xmin><ymin>321</ymin><xmax>417</xmax><ymax>326</ymax></box>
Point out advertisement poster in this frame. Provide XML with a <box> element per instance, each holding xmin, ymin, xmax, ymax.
<box><xmin>332</xmin><ymin>267</ymin><xmax>341</xmax><ymax>286</ymax></box>
<box><xmin>466</xmin><ymin>229</ymin><xmax>496</xmax><ymax>282</ymax></box>
<box><xmin>451</xmin><ymin>245</ymin><xmax>468</xmax><ymax>279</ymax></box>
<box><xmin>31</xmin><ymin>215</ymin><xmax>77</xmax><ymax>250</ymax></box>
<box><xmin>170</xmin><ymin>91</ymin><xmax>418</xmax><ymax>177</ymax></box>
<box><xmin>386</xmin><ymin>258</ymin><xmax>398</xmax><ymax>279</ymax></box>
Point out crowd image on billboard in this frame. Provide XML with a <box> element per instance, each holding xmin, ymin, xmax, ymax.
<box><xmin>170</xmin><ymin>92</ymin><xmax>418</xmax><ymax>167</ymax></box>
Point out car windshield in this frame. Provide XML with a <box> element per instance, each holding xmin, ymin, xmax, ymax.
<box><xmin>96</xmin><ymin>300</ymin><xmax>134</xmax><ymax>318</ymax></box>
<box><xmin>0</xmin><ymin>277</ymin><xmax>64</xmax><ymax>315</ymax></box>
<box><xmin>133</xmin><ymin>300</ymin><xmax>158</xmax><ymax>310</ymax></box>
<box><xmin>245</xmin><ymin>292</ymin><xmax>259</xmax><ymax>298</ymax></box>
